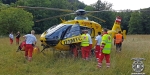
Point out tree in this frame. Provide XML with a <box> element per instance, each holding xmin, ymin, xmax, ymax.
<box><xmin>0</xmin><ymin>7</ymin><xmax>34</xmax><ymax>35</ymax></box>
<box><xmin>128</xmin><ymin>11</ymin><xmax>143</xmax><ymax>34</ymax></box>
<box><xmin>88</xmin><ymin>0</ymin><xmax>114</xmax><ymax>29</ymax></box>
<box><xmin>1</xmin><ymin>0</ymin><xmax>17</xmax><ymax>4</ymax></box>
<box><xmin>91</xmin><ymin>0</ymin><xmax>112</xmax><ymax>11</ymax></box>
<box><xmin>16</xmin><ymin>0</ymin><xmax>71</xmax><ymax>33</ymax></box>
<box><xmin>15</xmin><ymin>0</ymin><xmax>88</xmax><ymax>33</ymax></box>
<box><xmin>116</xmin><ymin>10</ymin><xmax>132</xmax><ymax>33</ymax></box>
<box><xmin>140</xmin><ymin>8</ymin><xmax>150</xmax><ymax>34</ymax></box>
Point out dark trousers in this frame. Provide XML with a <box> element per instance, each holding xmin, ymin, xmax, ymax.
<box><xmin>116</xmin><ymin>43</ymin><xmax>122</xmax><ymax>51</ymax></box>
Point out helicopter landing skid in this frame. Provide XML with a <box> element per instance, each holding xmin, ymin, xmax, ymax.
<box><xmin>40</xmin><ymin>45</ymin><xmax>49</xmax><ymax>52</ymax></box>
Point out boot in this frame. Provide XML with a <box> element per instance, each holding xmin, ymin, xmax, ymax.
<box><xmin>120</xmin><ymin>47</ymin><xmax>122</xmax><ymax>52</ymax></box>
<box><xmin>106</xmin><ymin>63</ymin><xmax>110</xmax><ymax>68</ymax></box>
<box><xmin>97</xmin><ymin>63</ymin><xmax>102</xmax><ymax>68</ymax></box>
<box><xmin>28</xmin><ymin>57</ymin><xmax>32</xmax><ymax>62</ymax></box>
<box><xmin>85</xmin><ymin>57</ymin><xmax>89</xmax><ymax>61</ymax></box>
<box><xmin>96</xmin><ymin>58</ymin><xmax>99</xmax><ymax>62</ymax></box>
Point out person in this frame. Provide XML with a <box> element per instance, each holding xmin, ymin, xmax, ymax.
<box><xmin>85</xmin><ymin>30</ymin><xmax>92</xmax><ymax>57</ymax></box>
<box><xmin>16</xmin><ymin>31</ymin><xmax>21</xmax><ymax>45</ymax></box>
<box><xmin>80</xmin><ymin>30</ymin><xmax>90</xmax><ymax>60</ymax></box>
<box><xmin>114</xmin><ymin>31</ymin><xmax>124</xmax><ymax>52</ymax></box>
<box><xmin>94</xmin><ymin>32</ymin><xmax>102</xmax><ymax>62</ymax></box>
<box><xmin>9</xmin><ymin>32</ymin><xmax>14</xmax><ymax>44</ymax></box>
<box><xmin>23</xmin><ymin>30</ymin><xmax>37</xmax><ymax>62</ymax></box>
<box><xmin>97</xmin><ymin>28</ymin><xmax>112</xmax><ymax>68</ymax></box>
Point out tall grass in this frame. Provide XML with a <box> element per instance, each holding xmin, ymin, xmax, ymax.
<box><xmin>0</xmin><ymin>35</ymin><xmax>150</xmax><ymax>75</ymax></box>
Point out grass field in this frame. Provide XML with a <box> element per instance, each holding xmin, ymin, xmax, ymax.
<box><xmin>0</xmin><ymin>35</ymin><xmax>150</xmax><ymax>75</ymax></box>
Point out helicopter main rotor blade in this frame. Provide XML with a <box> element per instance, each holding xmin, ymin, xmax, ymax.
<box><xmin>17</xmin><ymin>6</ymin><xmax>73</xmax><ymax>12</ymax></box>
<box><xmin>87</xmin><ymin>9</ymin><xmax>150</xmax><ymax>12</ymax></box>
<box><xmin>86</xmin><ymin>9</ymin><xmax>139</xmax><ymax>13</ymax></box>
<box><xmin>86</xmin><ymin>14</ymin><xmax>106</xmax><ymax>22</ymax></box>
<box><xmin>36</xmin><ymin>13</ymin><xmax>75</xmax><ymax>22</ymax></box>
<box><xmin>86</xmin><ymin>10</ymin><xmax>110</xmax><ymax>13</ymax></box>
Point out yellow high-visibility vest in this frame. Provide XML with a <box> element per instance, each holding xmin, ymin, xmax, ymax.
<box><xmin>81</xmin><ymin>34</ymin><xmax>89</xmax><ymax>46</ymax></box>
<box><xmin>101</xmin><ymin>34</ymin><xmax>112</xmax><ymax>54</ymax></box>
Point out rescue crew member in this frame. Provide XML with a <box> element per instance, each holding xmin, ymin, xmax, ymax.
<box><xmin>114</xmin><ymin>31</ymin><xmax>124</xmax><ymax>52</ymax></box>
<box><xmin>16</xmin><ymin>31</ymin><xmax>21</xmax><ymax>45</ymax></box>
<box><xmin>81</xmin><ymin>30</ymin><xmax>90</xmax><ymax>60</ymax></box>
<box><xmin>23</xmin><ymin>30</ymin><xmax>37</xmax><ymax>62</ymax></box>
<box><xmin>94</xmin><ymin>32</ymin><xmax>102</xmax><ymax>62</ymax></box>
<box><xmin>9</xmin><ymin>31</ymin><xmax>14</xmax><ymax>44</ymax></box>
<box><xmin>97</xmin><ymin>28</ymin><xmax>112</xmax><ymax>68</ymax></box>
<box><xmin>86</xmin><ymin>30</ymin><xmax>92</xmax><ymax>57</ymax></box>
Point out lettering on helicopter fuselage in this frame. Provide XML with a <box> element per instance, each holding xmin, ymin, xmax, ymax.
<box><xmin>63</xmin><ymin>37</ymin><xmax>81</xmax><ymax>45</ymax></box>
<box><xmin>64</xmin><ymin>41</ymin><xmax>67</xmax><ymax>44</ymax></box>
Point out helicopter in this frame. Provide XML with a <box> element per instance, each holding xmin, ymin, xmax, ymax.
<box><xmin>18</xmin><ymin>6</ymin><xmax>126</xmax><ymax>57</ymax></box>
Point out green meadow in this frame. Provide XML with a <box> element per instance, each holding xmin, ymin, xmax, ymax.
<box><xmin>0</xmin><ymin>35</ymin><xmax>149</xmax><ymax>75</ymax></box>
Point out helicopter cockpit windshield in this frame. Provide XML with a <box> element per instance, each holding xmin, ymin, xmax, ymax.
<box><xmin>45</xmin><ymin>24</ymin><xmax>72</xmax><ymax>46</ymax></box>
<box><xmin>46</xmin><ymin>24</ymin><xmax>72</xmax><ymax>39</ymax></box>
<box><xmin>46</xmin><ymin>24</ymin><xmax>63</xmax><ymax>35</ymax></box>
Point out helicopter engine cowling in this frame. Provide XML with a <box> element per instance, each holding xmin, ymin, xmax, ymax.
<box><xmin>76</xmin><ymin>9</ymin><xmax>86</xmax><ymax>16</ymax></box>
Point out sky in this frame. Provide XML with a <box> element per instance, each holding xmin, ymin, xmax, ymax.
<box><xmin>79</xmin><ymin>0</ymin><xmax>150</xmax><ymax>10</ymax></box>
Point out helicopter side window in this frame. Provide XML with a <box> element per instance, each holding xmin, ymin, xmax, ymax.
<box><xmin>80</xmin><ymin>26</ymin><xmax>92</xmax><ymax>34</ymax></box>
<box><xmin>46</xmin><ymin>25</ymin><xmax>63</xmax><ymax>35</ymax></box>
<box><xmin>64</xmin><ymin>24</ymin><xmax>80</xmax><ymax>39</ymax></box>
<box><xmin>87</xmin><ymin>28</ymin><xmax>92</xmax><ymax>35</ymax></box>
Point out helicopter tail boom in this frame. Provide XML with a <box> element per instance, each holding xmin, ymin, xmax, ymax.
<box><xmin>108</xmin><ymin>16</ymin><xmax>126</xmax><ymax>39</ymax></box>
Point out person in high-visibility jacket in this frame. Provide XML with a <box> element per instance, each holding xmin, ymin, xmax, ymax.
<box><xmin>97</xmin><ymin>28</ymin><xmax>112</xmax><ymax>68</ymax></box>
<box><xmin>81</xmin><ymin>30</ymin><xmax>90</xmax><ymax>60</ymax></box>
<box><xmin>114</xmin><ymin>31</ymin><xmax>124</xmax><ymax>52</ymax></box>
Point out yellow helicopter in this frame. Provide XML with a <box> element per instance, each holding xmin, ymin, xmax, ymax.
<box><xmin>18</xmin><ymin>6</ymin><xmax>126</xmax><ymax>56</ymax></box>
